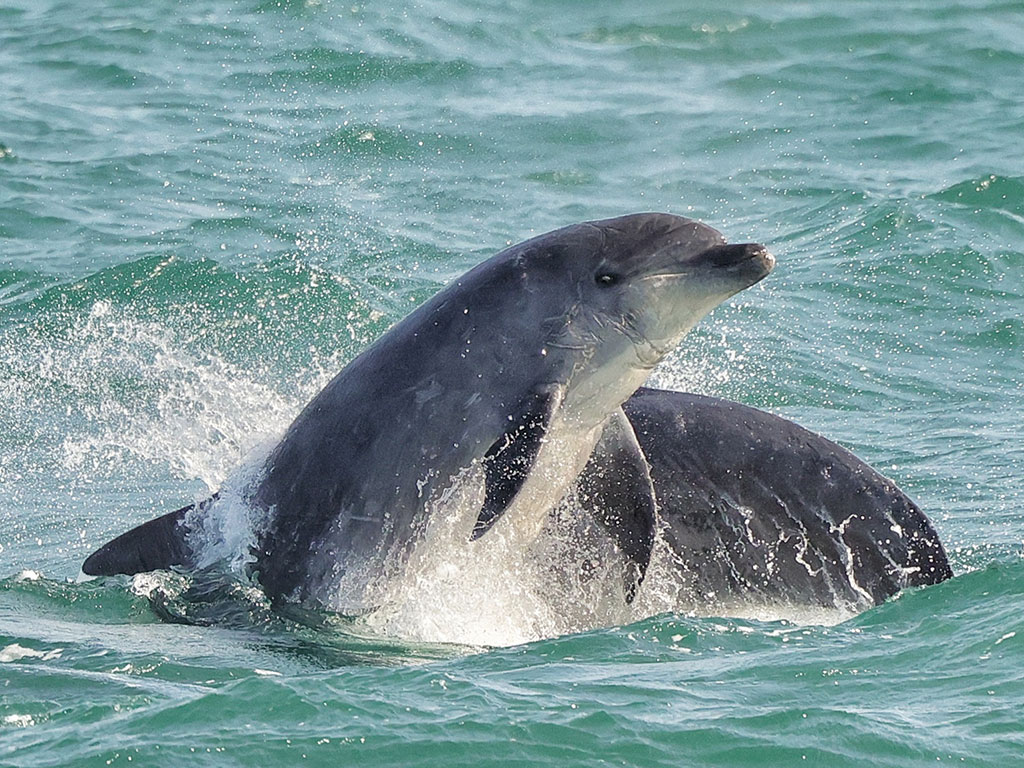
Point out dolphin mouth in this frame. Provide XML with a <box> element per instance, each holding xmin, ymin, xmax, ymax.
<box><xmin>739</xmin><ymin>245</ymin><xmax>775</xmax><ymax>286</ymax></box>
<box><xmin>701</xmin><ymin>242</ymin><xmax>775</xmax><ymax>271</ymax></box>
<box><xmin>640</xmin><ymin>242</ymin><xmax>775</xmax><ymax>284</ymax></box>
<box><xmin>701</xmin><ymin>242</ymin><xmax>775</xmax><ymax>285</ymax></box>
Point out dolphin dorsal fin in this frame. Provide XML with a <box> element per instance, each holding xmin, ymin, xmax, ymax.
<box><xmin>471</xmin><ymin>387</ymin><xmax>560</xmax><ymax>540</ymax></box>
<box><xmin>575</xmin><ymin>407</ymin><xmax>658</xmax><ymax>603</ymax></box>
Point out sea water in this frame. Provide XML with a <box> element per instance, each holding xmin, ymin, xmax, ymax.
<box><xmin>2</xmin><ymin>0</ymin><xmax>1023</xmax><ymax>765</ymax></box>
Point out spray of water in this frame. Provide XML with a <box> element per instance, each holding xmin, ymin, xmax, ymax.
<box><xmin>352</xmin><ymin>467</ymin><xmax>855</xmax><ymax>646</ymax></box>
<box><xmin>54</xmin><ymin>300</ymin><xmax>306</xmax><ymax>490</ymax></box>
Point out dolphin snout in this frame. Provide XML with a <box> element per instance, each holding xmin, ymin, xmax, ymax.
<box><xmin>702</xmin><ymin>242</ymin><xmax>772</xmax><ymax>268</ymax></box>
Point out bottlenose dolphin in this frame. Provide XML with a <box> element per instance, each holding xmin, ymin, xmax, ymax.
<box><xmin>83</xmin><ymin>213</ymin><xmax>774</xmax><ymax>612</ymax></box>
<box><xmin>574</xmin><ymin>388</ymin><xmax>951</xmax><ymax>610</ymax></box>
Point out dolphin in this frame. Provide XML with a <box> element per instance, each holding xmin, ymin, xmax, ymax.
<box><xmin>83</xmin><ymin>213</ymin><xmax>774</xmax><ymax>612</ymax></box>
<box><xmin>572</xmin><ymin>388</ymin><xmax>952</xmax><ymax>610</ymax></box>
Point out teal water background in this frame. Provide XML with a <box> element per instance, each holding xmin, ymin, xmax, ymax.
<box><xmin>2</xmin><ymin>0</ymin><xmax>1024</xmax><ymax>765</ymax></box>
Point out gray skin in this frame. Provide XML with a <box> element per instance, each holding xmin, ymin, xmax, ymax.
<box><xmin>574</xmin><ymin>388</ymin><xmax>952</xmax><ymax>609</ymax></box>
<box><xmin>83</xmin><ymin>213</ymin><xmax>774</xmax><ymax>611</ymax></box>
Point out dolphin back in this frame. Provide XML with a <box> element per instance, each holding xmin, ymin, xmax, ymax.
<box><xmin>621</xmin><ymin>388</ymin><xmax>952</xmax><ymax>607</ymax></box>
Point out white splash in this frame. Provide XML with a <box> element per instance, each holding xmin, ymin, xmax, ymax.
<box><xmin>185</xmin><ymin>446</ymin><xmax>276</xmax><ymax>575</ymax></box>
<box><xmin>53</xmin><ymin>301</ymin><xmax>305</xmax><ymax>490</ymax></box>
<box><xmin>2</xmin><ymin>714</ymin><xmax>36</xmax><ymax>728</ymax></box>
<box><xmin>357</xmin><ymin>485</ymin><xmax>856</xmax><ymax>647</ymax></box>
<box><xmin>0</xmin><ymin>644</ymin><xmax>63</xmax><ymax>663</ymax></box>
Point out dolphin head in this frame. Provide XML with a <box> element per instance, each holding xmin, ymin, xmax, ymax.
<box><xmin>512</xmin><ymin>212</ymin><xmax>774</xmax><ymax>425</ymax></box>
<box><xmin>579</xmin><ymin>212</ymin><xmax>773</xmax><ymax>363</ymax></box>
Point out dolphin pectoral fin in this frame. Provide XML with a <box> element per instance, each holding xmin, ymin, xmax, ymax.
<box><xmin>576</xmin><ymin>408</ymin><xmax>658</xmax><ymax>603</ymax></box>
<box><xmin>82</xmin><ymin>495</ymin><xmax>215</xmax><ymax>576</ymax></box>
<box><xmin>472</xmin><ymin>387</ymin><xmax>560</xmax><ymax>540</ymax></box>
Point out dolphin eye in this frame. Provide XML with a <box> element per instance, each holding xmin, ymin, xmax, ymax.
<box><xmin>595</xmin><ymin>271</ymin><xmax>619</xmax><ymax>287</ymax></box>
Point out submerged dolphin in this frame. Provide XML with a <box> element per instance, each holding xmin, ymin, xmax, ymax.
<box><xmin>83</xmin><ymin>213</ymin><xmax>774</xmax><ymax>611</ymax></box>
<box><xmin>575</xmin><ymin>388</ymin><xmax>951</xmax><ymax>610</ymax></box>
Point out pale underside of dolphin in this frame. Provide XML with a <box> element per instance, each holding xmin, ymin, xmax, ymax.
<box><xmin>82</xmin><ymin>212</ymin><xmax>950</xmax><ymax>614</ymax></box>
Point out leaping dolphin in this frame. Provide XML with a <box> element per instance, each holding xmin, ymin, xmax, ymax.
<box><xmin>83</xmin><ymin>213</ymin><xmax>775</xmax><ymax>612</ymax></box>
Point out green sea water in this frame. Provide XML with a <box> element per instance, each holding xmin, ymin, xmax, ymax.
<box><xmin>2</xmin><ymin>0</ymin><xmax>1023</xmax><ymax>765</ymax></box>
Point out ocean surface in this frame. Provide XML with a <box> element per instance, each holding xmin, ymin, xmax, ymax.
<box><xmin>2</xmin><ymin>0</ymin><xmax>1023</xmax><ymax>765</ymax></box>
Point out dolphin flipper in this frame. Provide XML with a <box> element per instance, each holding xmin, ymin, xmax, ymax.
<box><xmin>82</xmin><ymin>497</ymin><xmax>212</xmax><ymax>577</ymax></box>
<box><xmin>574</xmin><ymin>408</ymin><xmax>658</xmax><ymax>602</ymax></box>
<box><xmin>472</xmin><ymin>387</ymin><xmax>560</xmax><ymax>540</ymax></box>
